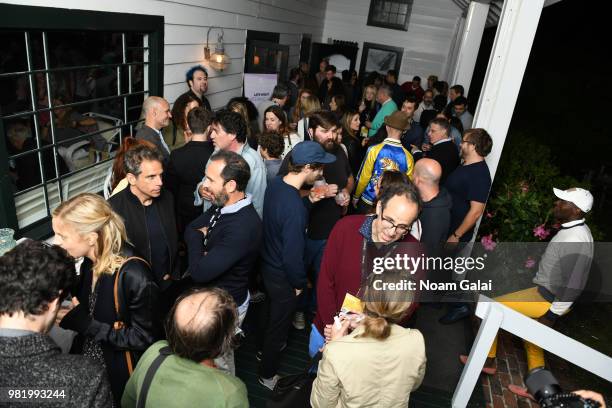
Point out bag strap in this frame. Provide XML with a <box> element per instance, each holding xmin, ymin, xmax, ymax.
<box><xmin>303</xmin><ymin>118</ymin><xmax>310</xmax><ymax>141</ymax></box>
<box><xmin>136</xmin><ymin>346</ymin><xmax>172</xmax><ymax>408</ymax></box>
<box><xmin>112</xmin><ymin>256</ymin><xmax>150</xmax><ymax>375</ymax></box>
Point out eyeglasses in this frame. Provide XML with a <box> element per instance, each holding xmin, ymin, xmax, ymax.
<box><xmin>461</xmin><ymin>139</ymin><xmax>474</xmax><ymax>145</ymax></box>
<box><xmin>380</xmin><ymin>210</ymin><xmax>411</xmax><ymax>234</ymax></box>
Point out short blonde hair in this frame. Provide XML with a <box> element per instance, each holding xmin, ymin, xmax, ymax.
<box><xmin>52</xmin><ymin>193</ymin><xmax>127</xmax><ymax>278</ymax></box>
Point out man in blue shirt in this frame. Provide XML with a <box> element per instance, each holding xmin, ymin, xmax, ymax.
<box><xmin>258</xmin><ymin>141</ymin><xmax>335</xmax><ymax>390</ymax></box>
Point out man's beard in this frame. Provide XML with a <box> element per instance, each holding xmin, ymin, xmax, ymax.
<box><xmin>211</xmin><ymin>190</ymin><xmax>229</xmax><ymax>207</ymax></box>
<box><xmin>322</xmin><ymin>139</ymin><xmax>336</xmax><ymax>152</ymax></box>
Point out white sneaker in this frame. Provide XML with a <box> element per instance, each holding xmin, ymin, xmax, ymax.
<box><xmin>258</xmin><ymin>374</ymin><xmax>280</xmax><ymax>390</ymax></box>
<box><xmin>292</xmin><ymin>312</ymin><xmax>306</xmax><ymax>330</ymax></box>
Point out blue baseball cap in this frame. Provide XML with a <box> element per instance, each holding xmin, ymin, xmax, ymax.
<box><xmin>291</xmin><ymin>141</ymin><xmax>336</xmax><ymax>165</ymax></box>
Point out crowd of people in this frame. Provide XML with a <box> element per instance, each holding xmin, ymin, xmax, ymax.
<box><xmin>0</xmin><ymin>60</ymin><xmax>604</xmax><ymax>408</ymax></box>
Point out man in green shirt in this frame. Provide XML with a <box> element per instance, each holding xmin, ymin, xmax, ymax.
<box><xmin>122</xmin><ymin>288</ymin><xmax>248</xmax><ymax>408</ymax></box>
<box><xmin>367</xmin><ymin>84</ymin><xmax>398</xmax><ymax>137</ymax></box>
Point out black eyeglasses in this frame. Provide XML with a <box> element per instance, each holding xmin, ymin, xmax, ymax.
<box><xmin>380</xmin><ymin>210</ymin><xmax>411</xmax><ymax>234</ymax></box>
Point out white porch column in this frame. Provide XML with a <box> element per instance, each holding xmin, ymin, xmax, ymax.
<box><xmin>472</xmin><ymin>0</ymin><xmax>545</xmax><ymax>181</ymax></box>
<box><xmin>449</xmin><ymin>1</ymin><xmax>490</xmax><ymax>97</ymax></box>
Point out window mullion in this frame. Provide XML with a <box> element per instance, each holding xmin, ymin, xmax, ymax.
<box><xmin>42</xmin><ymin>31</ymin><xmax>63</xmax><ymax>205</ymax></box>
<box><xmin>24</xmin><ymin>31</ymin><xmax>51</xmax><ymax>216</ymax></box>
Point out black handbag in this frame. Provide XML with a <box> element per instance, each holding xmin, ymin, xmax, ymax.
<box><xmin>266</xmin><ymin>352</ymin><xmax>322</xmax><ymax>408</ymax></box>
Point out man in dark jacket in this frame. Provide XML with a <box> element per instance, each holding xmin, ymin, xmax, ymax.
<box><xmin>258</xmin><ymin>141</ymin><xmax>333</xmax><ymax>389</ymax></box>
<box><xmin>181</xmin><ymin>65</ymin><xmax>212</xmax><ymax>111</ymax></box>
<box><xmin>184</xmin><ymin>150</ymin><xmax>262</xmax><ymax>374</ymax></box>
<box><xmin>109</xmin><ymin>145</ymin><xmax>179</xmax><ymax>300</ymax></box>
<box><xmin>0</xmin><ymin>240</ymin><xmax>112</xmax><ymax>407</ymax></box>
<box><xmin>413</xmin><ymin>158</ymin><xmax>452</xmax><ymax>246</ymax></box>
<box><xmin>164</xmin><ymin>107</ymin><xmax>214</xmax><ymax>232</ymax></box>
<box><xmin>135</xmin><ymin>96</ymin><xmax>173</xmax><ymax>161</ymax></box>
<box><xmin>411</xmin><ymin>117</ymin><xmax>460</xmax><ymax>185</ymax></box>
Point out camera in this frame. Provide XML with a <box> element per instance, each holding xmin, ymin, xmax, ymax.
<box><xmin>525</xmin><ymin>368</ymin><xmax>601</xmax><ymax>408</ymax></box>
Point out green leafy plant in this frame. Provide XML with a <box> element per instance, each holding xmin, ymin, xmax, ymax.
<box><xmin>478</xmin><ymin>132</ymin><xmax>602</xmax><ymax>242</ymax></box>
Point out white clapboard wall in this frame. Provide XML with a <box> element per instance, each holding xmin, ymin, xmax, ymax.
<box><xmin>321</xmin><ymin>0</ymin><xmax>462</xmax><ymax>84</ymax></box>
<box><xmin>2</xmin><ymin>0</ymin><xmax>326</xmax><ymax>110</ymax></box>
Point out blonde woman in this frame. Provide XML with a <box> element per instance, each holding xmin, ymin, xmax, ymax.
<box><xmin>340</xmin><ymin>110</ymin><xmax>365</xmax><ymax>176</ymax></box>
<box><xmin>54</xmin><ymin>193</ymin><xmax>161</xmax><ymax>405</ymax></box>
<box><xmin>311</xmin><ymin>270</ymin><xmax>426</xmax><ymax>407</ymax></box>
<box><xmin>296</xmin><ymin>95</ymin><xmax>322</xmax><ymax>141</ymax></box>
<box><xmin>358</xmin><ymin>84</ymin><xmax>379</xmax><ymax>130</ymax></box>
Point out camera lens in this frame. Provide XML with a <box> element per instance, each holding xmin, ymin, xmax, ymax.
<box><xmin>525</xmin><ymin>367</ymin><xmax>563</xmax><ymax>403</ymax></box>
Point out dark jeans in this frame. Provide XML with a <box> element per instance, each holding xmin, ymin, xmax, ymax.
<box><xmin>259</xmin><ymin>277</ymin><xmax>298</xmax><ymax>379</ymax></box>
<box><xmin>297</xmin><ymin>238</ymin><xmax>327</xmax><ymax>313</ymax></box>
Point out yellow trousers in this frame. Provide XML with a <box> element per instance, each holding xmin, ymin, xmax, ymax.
<box><xmin>487</xmin><ymin>287</ymin><xmax>551</xmax><ymax>371</ymax></box>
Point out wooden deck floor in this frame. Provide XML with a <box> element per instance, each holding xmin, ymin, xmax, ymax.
<box><xmin>235</xmin><ymin>303</ymin><xmax>486</xmax><ymax>407</ymax></box>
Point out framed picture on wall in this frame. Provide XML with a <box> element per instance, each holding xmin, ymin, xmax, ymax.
<box><xmin>359</xmin><ymin>42</ymin><xmax>403</xmax><ymax>77</ymax></box>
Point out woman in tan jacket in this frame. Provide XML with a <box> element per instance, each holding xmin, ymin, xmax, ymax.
<box><xmin>310</xmin><ymin>271</ymin><xmax>426</xmax><ymax>408</ymax></box>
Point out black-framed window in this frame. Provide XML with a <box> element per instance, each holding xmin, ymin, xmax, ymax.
<box><xmin>367</xmin><ymin>0</ymin><xmax>414</xmax><ymax>31</ymax></box>
<box><xmin>0</xmin><ymin>4</ymin><xmax>164</xmax><ymax>239</ymax></box>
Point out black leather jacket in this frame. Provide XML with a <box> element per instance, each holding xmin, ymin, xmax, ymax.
<box><xmin>60</xmin><ymin>245</ymin><xmax>162</xmax><ymax>402</ymax></box>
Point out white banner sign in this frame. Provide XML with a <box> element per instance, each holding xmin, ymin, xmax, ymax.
<box><xmin>244</xmin><ymin>73</ymin><xmax>278</xmax><ymax>105</ymax></box>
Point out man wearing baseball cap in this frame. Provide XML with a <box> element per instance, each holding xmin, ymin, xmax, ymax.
<box><xmin>258</xmin><ymin>141</ymin><xmax>335</xmax><ymax>389</ymax></box>
<box><xmin>461</xmin><ymin>187</ymin><xmax>595</xmax><ymax>399</ymax></box>
<box><xmin>353</xmin><ymin>110</ymin><xmax>415</xmax><ymax>214</ymax></box>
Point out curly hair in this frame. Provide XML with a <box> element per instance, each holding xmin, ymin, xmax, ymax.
<box><xmin>258</xmin><ymin>132</ymin><xmax>284</xmax><ymax>159</ymax></box>
<box><xmin>0</xmin><ymin>240</ymin><xmax>75</xmax><ymax>317</ymax></box>
<box><xmin>165</xmin><ymin>287</ymin><xmax>238</xmax><ymax>362</ymax></box>
<box><xmin>185</xmin><ymin>65</ymin><xmax>208</xmax><ymax>84</ymax></box>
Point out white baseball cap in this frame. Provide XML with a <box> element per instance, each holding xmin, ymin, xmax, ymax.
<box><xmin>553</xmin><ymin>187</ymin><xmax>593</xmax><ymax>213</ymax></box>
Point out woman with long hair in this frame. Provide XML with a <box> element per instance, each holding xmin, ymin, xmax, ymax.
<box><xmin>163</xmin><ymin>93</ymin><xmax>201</xmax><ymax>149</ymax></box>
<box><xmin>296</xmin><ymin>94</ymin><xmax>322</xmax><ymax>141</ymax></box>
<box><xmin>358</xmin><ymin>84</ymin><xmax>379</xmax><ymax>130</ymax></box>
<box><xmin>311</xmin><ymin>269</ymin><xmax>426</xmax><ymax>407</ymax></box>
<box><xmin>340</xmin><ymin>110</ymin><xmax>365</xmax><ymax>177</ymax></box>
<box><xmin>263</xmin><ymin>105</ymin><xmax>302</xmax><ymax>157</ymax></box>
<box><xmin>329</xmin><ymin>93</ymin><xmax>346</xmax><ymax>122</ymax></box>
<box><xmin>54</xmin><ymin>193</ymin><xmax>161</xmax><ymax>405</ymax></box>
<box><xmin>290</xmin><ymin>88</ymin><xmax>314</xmax><ymax>126</ymax></box>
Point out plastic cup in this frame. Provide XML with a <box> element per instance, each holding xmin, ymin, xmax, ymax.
<box><xmin>313</xmin><ymin>179</ymin><xmax>328</xmax><ymax>196</ymax></box>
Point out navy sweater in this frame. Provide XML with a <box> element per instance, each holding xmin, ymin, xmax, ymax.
<box><xmin>184</xmin><ymin>201</ymin><xmax>262</xmax><ymax>305</ymax></box>
<box><xmin>261</xmin><ymin>176</ymin><xmax>312</xmax><ymax>289</ymax></box>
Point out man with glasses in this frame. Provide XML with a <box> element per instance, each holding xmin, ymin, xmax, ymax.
<box><xmin>311</xmin><ymin>183</ymin><xmax>422</xmax><ymax>355</ymax></box>
<box><xmin>411</xmin><ymin>117</ymin><xmax>460</xmax><ymax>185</ymax></box>
<box><xmin>439</xmin><ymin>128</ymin><xmax>493</xmax><ymax>324</ymax></box>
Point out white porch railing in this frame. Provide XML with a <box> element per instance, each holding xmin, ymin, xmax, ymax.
<box><xmin>452</xmin><ymin>295</ymin><xmax>612</xmax><ymax>408</ymax></box>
